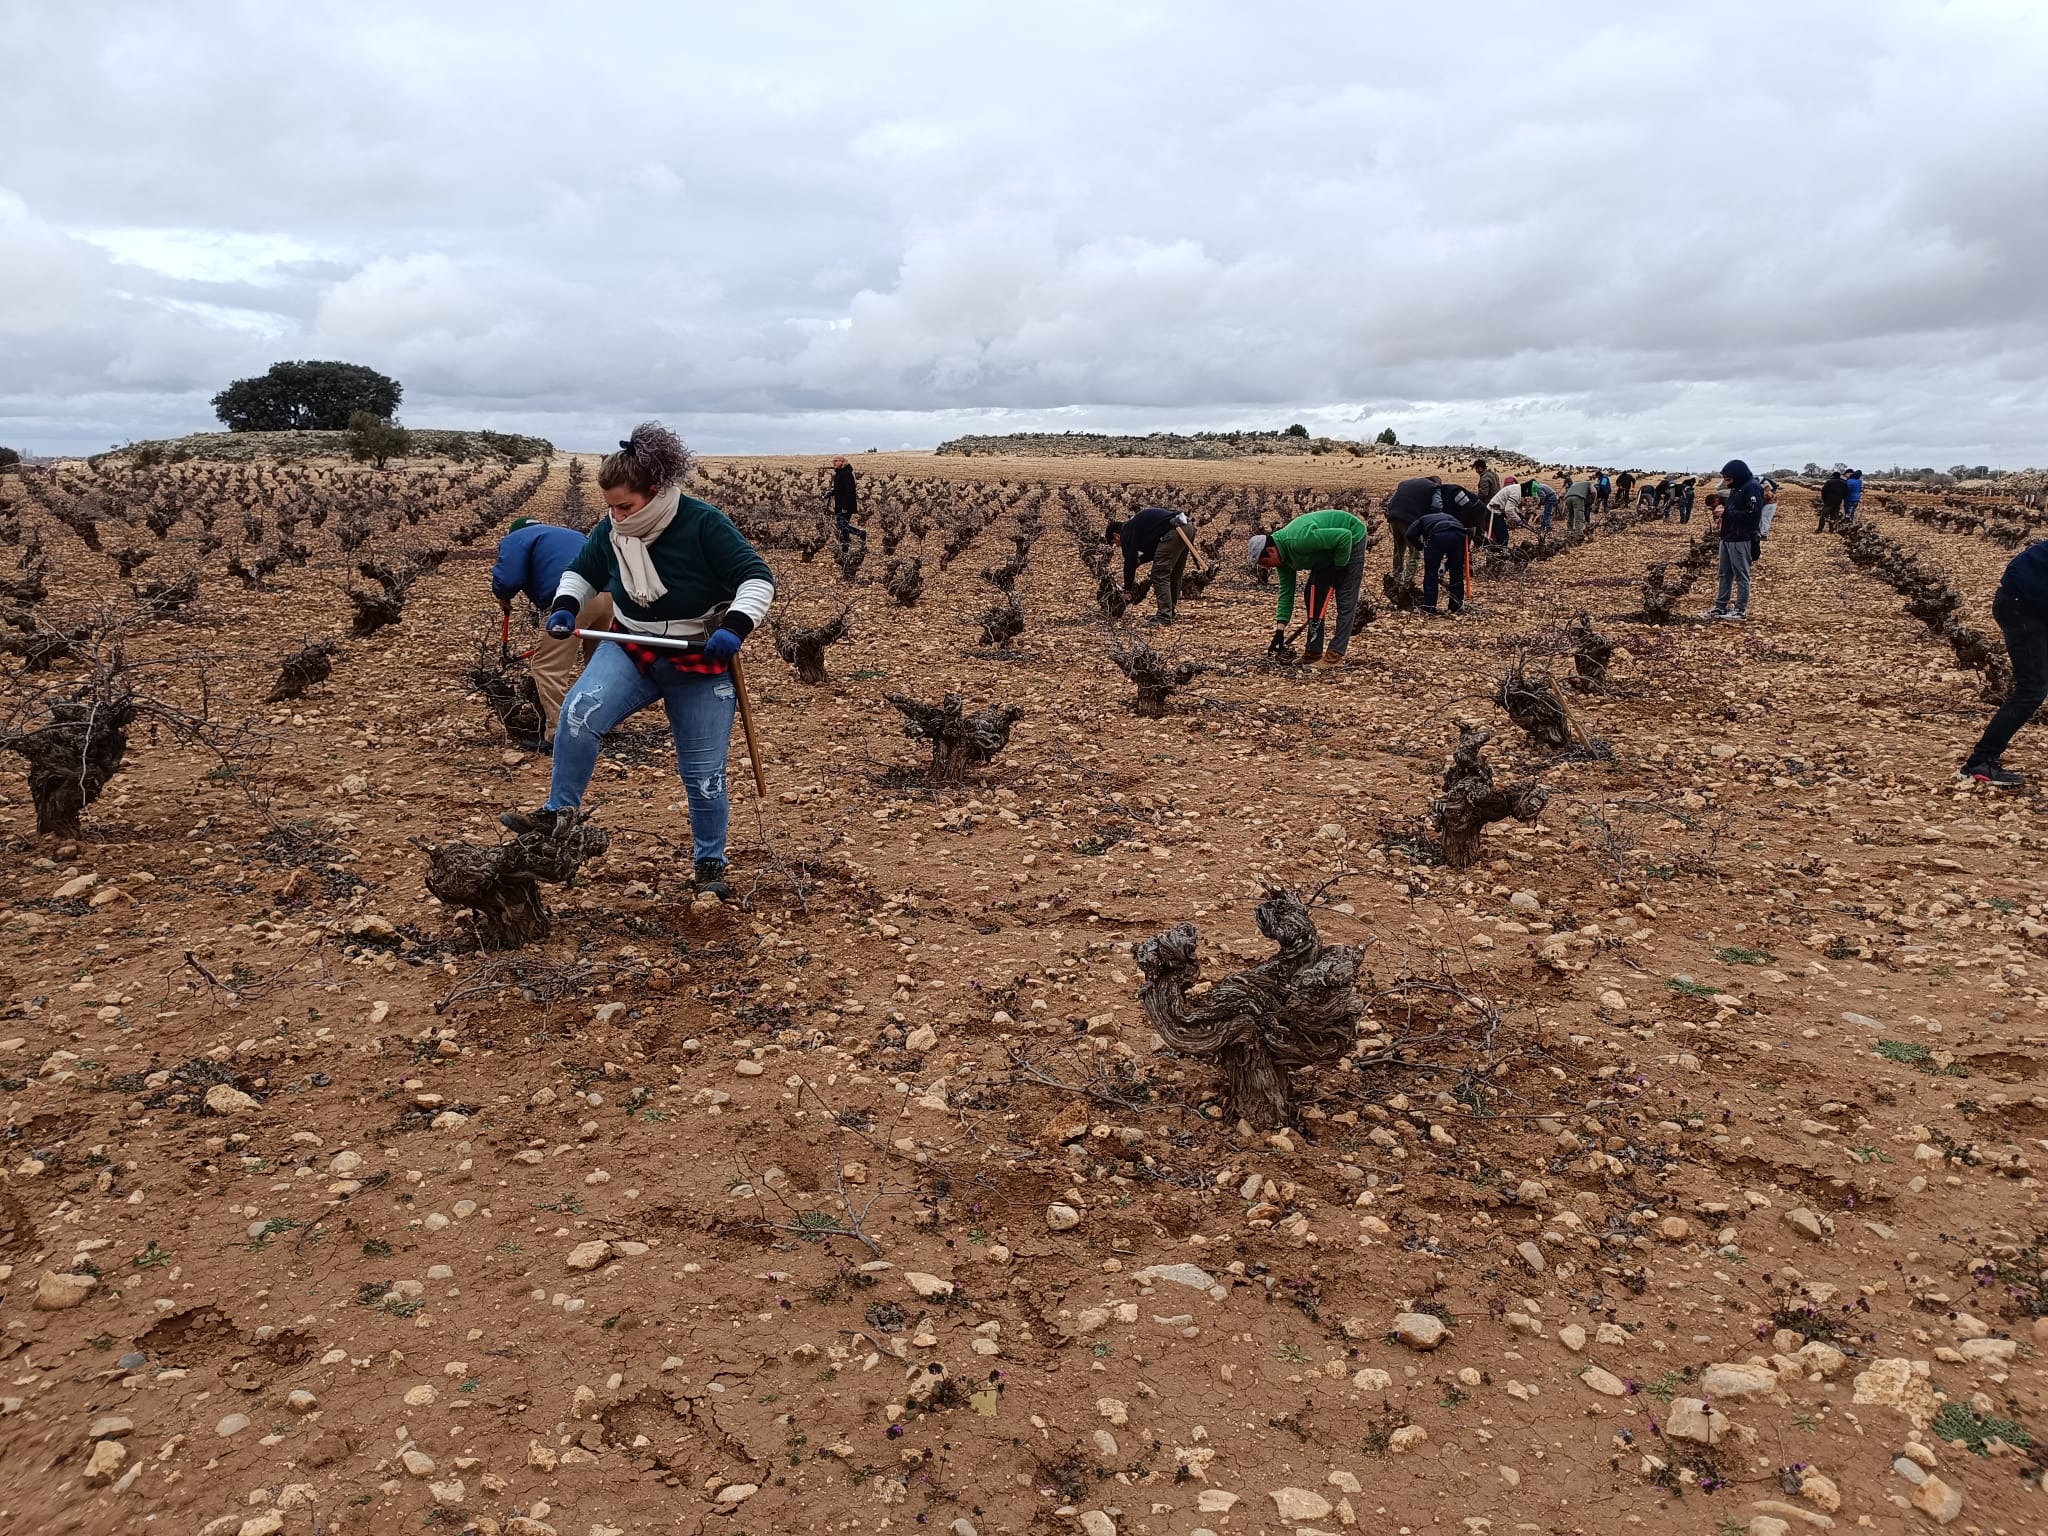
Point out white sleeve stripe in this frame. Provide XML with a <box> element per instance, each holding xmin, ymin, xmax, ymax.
<box><xmin>730</xmin><ymin>578</ymin><xmax>775</xmax><ymax>625</ymax></box>
<box><xmin>556</xmin><ymin>571</ymin><xmax>596</xmax><ymax>605</ymax></box>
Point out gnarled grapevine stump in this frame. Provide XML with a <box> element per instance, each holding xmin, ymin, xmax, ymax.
<box><xmin>1109</xmin><ymin>635</ymin><xmax>1206</xmax><ymax>718</ymax></box>
<box><xmin>977</xmin><ymin>593</ymin><xmax>1024</xmax><ymax>648</ymax></box>
<box><xmin>465</xmin><ymin>648</ymin><xmax>544</xmax><ymax>742</ymax></box>
<box><xmin>422</xmin><ymin>816</ymin><xmax>611</xmax><ymax>948</ymax></box>
<box><xmin>268</xmin><ymin>638</ymin><xmax>340</xmax><ymax>703</ymax></box>
<box><xmin>884</xmin><ymin>557</ymin><xmax>924</xmax><ymax>607</ymax></box>
<box><xmin>885</xmin><ymin>692</ymin><xmax>1022</xmax><ymax>781</ymax></box>
<box><xmin>5</xmin><ymin>680</ymin><xmax>135</xmax><ymax>836</ymax></box>
<box><xmin>1134</xmin><ymin>888</ymin><xmax>1362</xmax><ymax>1128</ymax></box>
<box><xmin>1566</xmin><ymin>609</ymin><xmax>1613</xmax><ymax>681</ymax></box>
<box><xmin>1496</xmin><ymin>666</ymin><xmax>1599</xmax><ymax>754</ymax></box>
<box><xmin>1435</xmin><ymin>724</ymin><xmax>1547</xmax><ymax>867</ymax></box>
<box><xmin>772</xmin><ymin>606</ymin><xmax>853</xmax><ymax>685</ymax></box>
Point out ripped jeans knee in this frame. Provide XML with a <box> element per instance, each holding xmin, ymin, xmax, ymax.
<box><xmin>561</xmin><ymin>684</ymin><xmax>604</xmax><ymax>739</ymax></box>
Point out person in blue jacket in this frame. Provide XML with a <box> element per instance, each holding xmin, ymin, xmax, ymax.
<box><xmin>491</xmin><ymin>518</ymin><xmax>614</xmax><ymax>746</ymax></box>
<box><xmin>1844</xmin><ymin>469</ymin><xmax>1863</xmax><ymax>523</ymax></box>
<box><xmin>1961</xmin><ymin>539</ymin><xmax>2048</xmax><ymax>788</ymax></box>
<box><xmin>1705</xmin><ymin>460</ymin><xmax>1764</xmax><ymax>620</ymax></box>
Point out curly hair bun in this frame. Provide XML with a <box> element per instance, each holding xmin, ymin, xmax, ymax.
<box><xmin>599</xmin><ymin>421</ymin><xmax>697</xmax><ymax>494</ymax></box>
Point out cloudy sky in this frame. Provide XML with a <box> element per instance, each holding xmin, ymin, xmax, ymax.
<box><xmin>5</xmin><ymin>1</ymin><xmax>2044</xmax><ymax>466</ymax></box>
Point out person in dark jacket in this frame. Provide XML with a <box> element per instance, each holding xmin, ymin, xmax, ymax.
<box><xmin>1382</xmin><ymin>476</ymin><xmax>1441</xmax><ymax>586</ymax></box>
<box><xmin>1818</xmin><ymin>471</ymin><xmax>1849</xmax><ymax>530</ymax></box>
<box><xmin>491</xmin><ymin>518</ymin><xmax>615</xmax><ymax>747</ymax></box>
<box><xmin>1408</xmin><ymin>507</ymin><xmax>1471</xmax><ymax>615</ymax></box>
<box><xmin>1106</xmin><ymin>505</ymin><xmax>1193</xmax><ymax>625</ymax></box>
<box><xmin>1678</xmin><ymin>478</ymin><xmax>1697</xmax><ymax>523</ymax></box>
<box><xmin>1706</xmin><ymin>459</ymin><xmax>1764</xmax><ymax>620</ymax></box>
<box><xmin>827</xmin><ymin>456</ymin><xmax>863</xmax><ymax>551</ymax></box>
<box><xmin>1615</xmin><ymin>470</ymin><xmax>1636</xmax><ymax>508</ymax></box>
<box><xmin>1960</xmin><ymin>540</ymin><xmax>2048</xmax><ymax>787</ymax></box>
<box><xmin>501</xmin><ymin>422</ymin><xmax>775</xmax><ymax>900</ymax></box>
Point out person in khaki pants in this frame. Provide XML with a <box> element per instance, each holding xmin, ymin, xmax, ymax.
<box><xmin>490</xmin><ymin>518</ymin><xmax>612</xmax><ymax>747</ymax></box>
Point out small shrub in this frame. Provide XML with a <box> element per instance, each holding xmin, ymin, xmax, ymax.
<box><xmin>345</xmin><ymin>411</ymin><xmax>411</xmax><ymax>468</ymax></box>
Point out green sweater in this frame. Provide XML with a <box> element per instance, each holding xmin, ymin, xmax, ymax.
<box><xmin>557</xmin><ymin>496</ymin><xmax>775</xmax><ymax>636</ymax></box>
<box><xmin>1271</xmin><ymin>509</ymin><xmax>1370</xmax><ymax>623</ymax></box>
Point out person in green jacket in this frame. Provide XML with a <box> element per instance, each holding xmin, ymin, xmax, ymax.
<box><xmin>500</xmin><ymin>422</ymin><xmax>775</xmax><ymax>900</ymax></box>
<box><xmin>1247</xmin><ymin>508</ymin><xmax>1372</xmax><ymax>670</ymax></box>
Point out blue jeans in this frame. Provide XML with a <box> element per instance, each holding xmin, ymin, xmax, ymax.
<box><xmin>546</xmin><ymin>640</ymin><xmax>738</xmax><ymax>863</ymax></box>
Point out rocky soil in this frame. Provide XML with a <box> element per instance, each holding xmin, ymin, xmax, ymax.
<box><xmin>0</xmin><ymin>453</ymin><xmax>2044</xmax><ymax>1536</ymax></box>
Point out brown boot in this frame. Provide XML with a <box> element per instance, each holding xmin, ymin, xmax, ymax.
<box><xmin>1311</xmin><ymin>652</ymin><xmax>1345</xmax><ymax>671</ymax></box>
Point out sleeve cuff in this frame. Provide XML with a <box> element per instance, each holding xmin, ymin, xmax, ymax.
<box><xmin>718</xmin><ymin>612</ymin><xmax>755</xmax><ymax>640</ymax></box>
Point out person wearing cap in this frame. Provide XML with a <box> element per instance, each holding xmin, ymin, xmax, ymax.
<box><xmin>827</xmin><ymin>455</ymin><xmax>864</xmax><ymax>552</ymax></box>
<box><xmin>1522</xmin><ymin>477</ymin><xmax>1559</xmax><ymax>533</ymax></box>
<box><xmin>490</xmin><ymin>517</ymin><xmax>613</xmax><ymax>746</ymax></box>
<box><xmin>1248</xmin><ymin>507</ymin><xmax>1373</xmax><ymax>670</ymax></box>
<box><xmin>1107</xmin><ymin>505</ymin><xmax>1194</xmax><ymax>625</ymax></box>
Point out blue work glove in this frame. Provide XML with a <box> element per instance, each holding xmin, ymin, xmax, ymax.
<box><xmin>703</xmin><ymin>626</ymin><xmax>744</xmax><ymax>664</ymax></box>
<box><xmin>545</xmin><ymin>597</ymin><xmax>578</xmax><ymax>639</ymax></box>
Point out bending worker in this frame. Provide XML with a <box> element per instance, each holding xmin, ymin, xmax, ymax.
<box><xmin>501</xmin><ymin>422</ymin><xmax>774</xmax><ymax>902</ymax></box>
<box><xmin>1249</xmin><ymin>506</ymin><xmax>1372</xmax><ymax>670</ymax></box>
<box><xmin>490</xmin><ymin>516</ymin><xmax>614</xmax><ymax>747</ymax></box>
<box><xmin>1106</xmin><ymin>505</ymin><xmax>1195</xmax><ymax>626</ymax></box>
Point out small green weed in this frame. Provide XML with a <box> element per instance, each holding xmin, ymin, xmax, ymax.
<box><xmin>1930</xmin><ymin>1401</ymin><xmax>2031</xmax><ymax>1455</ymax></box>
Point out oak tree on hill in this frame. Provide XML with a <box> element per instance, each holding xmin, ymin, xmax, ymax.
<box><xmin>212</xmin><ymin>361</ymin><xmax>403</xmax><ymax>432</ymax></box>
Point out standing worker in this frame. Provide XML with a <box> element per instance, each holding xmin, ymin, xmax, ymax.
<box><xmin>1473</xmin><ymin>458</ymin><xmax>1501</xmax><ymax>504</ymax></box>
<box><xmin>1616</xmin><ymin>470</ymin><xmax>1636</xmax><ymax>508</ymax></box>
<box><xmin>1704</xmin><ymin>459</ymin><xmax>1764</xmax><ymax>621</ymax></box>
<box><xmin>1959</xmin><ymin>538</ymin><xmax>2048</xmax><ymax>788</ymax></box>
<box><xmin>1595</xmin><ymin>470</ymin><xmax>1612</xmax><ymax>516</ymax></box>
<box><xmin>501</xmin><ymin>422</ymin><xmax>775</xmax><ymax>901</ymax></box>
<box><xmin>1818</xmin><ymin>469</ymin><xmax>1849</xmax><ymax>530</ymax></box>
<box><xmin>1106</xmin><ymin>505</ymin><xmax>1195</xmax><ymax>626</ymax></box>
<box><xmin>1249</xmin><ymin>507</ymin><xmax>1373</xmax><ymax>670</ymax></box>
<box><xmin>1844</xmin><ymin>468</ymin><xmax>1864</xmax><ymax>523</ymax></box>
<box><xmin>827</xmin><ymin>455</ymin><xmax>864</xmax><ymax>552</ymax></box>
<box><xmin>490</xmin><ymin>516</ymin><xmax>614</xmax><ymax>748</ymax></box>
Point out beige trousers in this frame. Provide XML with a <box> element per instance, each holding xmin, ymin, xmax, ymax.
<box><xmin>526</xmin><ymin>593</ymin><xmax>614</xmax><ymax>740</ymax></box>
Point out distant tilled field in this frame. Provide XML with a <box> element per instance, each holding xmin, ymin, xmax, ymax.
<box><xmin>1</xmin><ymin>450</ymin><xmax>2046</xmax><ymax>1535</ymax></box>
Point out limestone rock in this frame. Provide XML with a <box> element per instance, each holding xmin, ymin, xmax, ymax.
<box><xmin>1909</xmin><ymin>1475</ymin><xmax>1962</xmax><ymax>1524</ymax></box>
<box><xmin>203</xmin><ymin>1084</ymin><xmax>260</xmax><ymax>1116</ymax></box>
<box><xmin>1392</xmin><ymin>1312</ymin><xmax>1447</xmax><ymax>1350</ymax></box>
<box><xmin>1388</xmin><ymin>1425</ymin><xmax>1429</xmax><ymax>1453</ymax></box>
<box><xmin>1664</xmin><ymin>1397</ymin><xmax>1731</xmax><ymax>1445</ymax></box>
<box><xmin>1700</xmin><ymin>1363</ymin><xmax>1778</xmax><ymax>1399</ymax></box>
<box><xmin>715</xmin><ymin>1484</ymin><xmax>759</xmax><ymax>1506</ymax></box>
<box><xmin>83</xmin><ymin>1439</ymin><xmax>127</xmax><ymax>1484</ymax></box>
<box><xmin>565</xmin><ymin>1239</ymin><xmax>613</xmax><ymax>1272</ymax></box>
<box><xmin>1799</xmin><ymin>1470</ymin><xmax>1842</xmax><ymax>1513</ymax></box>
<box><xmin>33</xmin><ymin>1270</ymin><xmax>95</xmax><ymax>1310</ymax></box>
<box><xmin>1580</xmin><ymin>1366</ymin><xmax>1627</xmax><ymax>1397</ymax></box>
<box><xmin>1851</xmin><ymin>1358</ymin><xmax>1940</xmax><ymax>1427</ymax></box>
<box><xmin>1046</xmin><ymin>1203</ymin><xmax>1082</xmax><ymax>1231</ymax></box>
<box><xmin>1782</xmin><ymin>1207</ymin><xmax>1831</xmax><ymax>1240</ymax></box>
<box><xmin>1269</xmin><ymin>1488</ymin><xmax>1333</xmax><ymax>1521</ymax></box>
<box><xmin>904</xmin><ymin>1272</ymin><xmax>954</xmax><ymax>1299</ymax></box>
<box><xmin>1078</xmin><ymin>1513</ymin><xmax>1116</xmax><ymax>1536</ymax></box>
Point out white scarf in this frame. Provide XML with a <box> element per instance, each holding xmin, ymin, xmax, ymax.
<box><xmin>608</xmin><ymin>482</ymin><xmax>681</xmax><ymax>605</ymax></box>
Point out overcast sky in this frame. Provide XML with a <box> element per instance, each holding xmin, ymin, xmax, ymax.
<box><xmin>4</xmin><ymin>1</ymin><xmax>2044</xmax><ymax>466</ymax></box>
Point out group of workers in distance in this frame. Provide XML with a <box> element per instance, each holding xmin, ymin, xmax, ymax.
<box><xmin>479</xmin><ymin>433</ymin><xmax>2046</xmax><ymax>912</ymax></box>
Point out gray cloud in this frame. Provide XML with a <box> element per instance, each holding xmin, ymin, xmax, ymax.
<box><xmin>3</xmin><ymin>0</ymin><xmax>2045</xmax><ymax>464</ymax></box>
